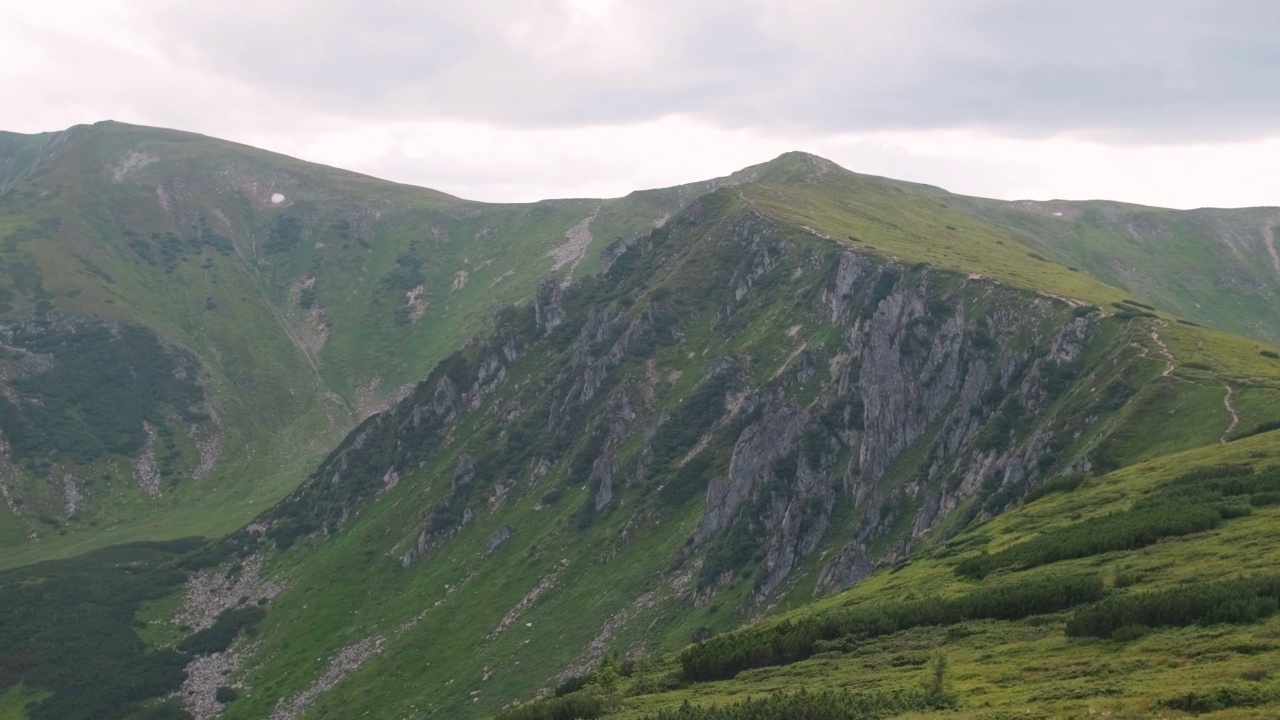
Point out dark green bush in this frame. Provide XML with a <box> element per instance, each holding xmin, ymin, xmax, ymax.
<box><xmin>1163</xmin><ymin>683</ymin><xmax>1280</xmax><ymax>714</ymax></box>
<box><xmin>177</xmin><ymin>606</ymin><xmax>265</xmax><ymax>655</ymax></box>
<box><xmin>0</xmin><ymin>540</ymin><xmax>200</xmax><ymax>720</ymax></box>
<box><xmin>642</xmin><ymin>688</ymin><xmax>942</xmax><ymax>720</ymax></box>
<box><xmin>554</xmin><ymin>675</ymin><xmax>590</xmax><ymax>697</ymax></box>
<box><xmin>1023</xmin><ymin>473</ymin><xmax>1086</xmax><ymax>503</ymax></box>
<box><xmin>681</xmin><ymin>574</ymin><xmax>1102</xmax><ymax>680</ymax></box>
<box><xmin>1066</xmin><ymin>575</ymin><xmax>1280</xmax><ymax>638</ymax></box>
<box><xmin>955</xmin><ymin>500</ymin><xmax>1221</xmax><ymax>579</ymax></box>
<box><xmin>263</xmin><ymin>214</ymin><xmax>304</xmax><ymax>254</ymax></box>
<box><xmin>0</xmin><ymin>323</ymin><xmax>204</xmax><ymax>466</ymax></box>
<box><xmin>215</xmin><ymin>686</ymin><xmax>239</xmax><ymax>703</ymax></box>
<box><xmin>1237</xmin><ymin>419</ymin><xmax>1280</xmax><ymax>439</ymax></box>
<box><xmin>1096</xmin><ymin>378</ymin><xmax>1137</xmax><ymax>411</ymax></box>
<box><xmin>650</xmin><ymin>370</ymin><xmax>737</xmax><ymax>469</ymax></box>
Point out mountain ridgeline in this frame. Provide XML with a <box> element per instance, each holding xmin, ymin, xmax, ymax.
<box><xmin>0</xmin><ymin>122</ymin><xmax>719</xmax><ymax>564</ymax></box>
<box><xmin>1</xmin><ymin>124</ymin><xmax>1280</xmax><ymax>720</ymax></box>
<box><xmin>182</xmin><ymin>184</ymin><xmax>1277</xmax><ymax>719</ymax></box>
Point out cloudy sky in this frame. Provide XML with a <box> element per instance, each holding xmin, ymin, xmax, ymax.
<box><xmin>4</xmin><ymin>1</ymin><xmax>1279</xmax><ymax>207</ymax></box>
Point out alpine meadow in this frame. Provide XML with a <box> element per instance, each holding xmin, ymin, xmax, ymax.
<box><xmin>1</xmin><ymin>121</ymin><xmax>1279</xmax><ymax>720</ymax></box>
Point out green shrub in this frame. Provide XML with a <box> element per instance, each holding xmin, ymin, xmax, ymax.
<box><xmin>177</xmin><ymin>606</ymin><xmax>265</xmax><ymax>655</ymax></box>
<box><xmin>955</xmin><ymin>500</ymin><xmax>1221</xmax><ymax>579</ymax></box>
<box><xmin>215</xmin><ymin>686</ymin><xmax>239</xmax><ymax>703</ymax></box>
<box><xmin>1023</xmin><ymin>473</ymin><xmax>1086</xmax><ymax>503</ymax></box>
<box><xmin>1121</xmin><ymin>299</ymin><xmax>1156</xmax><ymax>311</ymax></box>
<box><xmin>681</xmin><ymin>574</ymin><xmax>1102</xmax><ymax>680</ymax></box>
<box><xmin>1095</xmin><ymin>378</ymin><xmax>1137</xmax><ymax>411</ymax></box>
<box><xmin>1238</xmin><ymin>419</ymin><xmax>1280</xmax><ymax>439</ymax></box>
<box><xmin>0</xmin><ymin>540</ymin><xmax>200</xmax><ymax>720</ymax></box>
<box><xmin>263</xmin><ymin>214</ymin><xmax>304</xmax><ymax>254</ymax></box>
<box><xmin>650</xmin><ymin>369</ymin><xmax>737</xmax><ymax>469</ymax></box>
<box><xmin>1066</xmin><ymin>575</ymin><xmax>1280</xmax><ymax>638</ymax></box>
<box><xmin>641</xmin><ymin>687</ymin><xmax>948</xmax><ymax>720</ymax></box>
<box><xmin>0</xmin><ymin>323</ymin><xmax>204</xmax><ymax>466</ymax></box>
<box><xmin>1162</xmin><ymin>683</ymin><xmax>1280</xmax><ymax>713</ymax></box>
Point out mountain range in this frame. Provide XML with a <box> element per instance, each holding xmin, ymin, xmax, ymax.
<box><xmin>0</xmin><ymin>122</ymin><xmax>1278</xmax><ymax>720</ymax></box>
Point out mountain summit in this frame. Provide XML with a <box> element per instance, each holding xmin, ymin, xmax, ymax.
<box><xmin>1</xmin><ymin>123</ymin><xmax>1279</xmax><ymax>720</ymax></box>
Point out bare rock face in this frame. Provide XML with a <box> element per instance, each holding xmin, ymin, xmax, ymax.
<box><xmin>599</xmin><ymin>238</ymin><xmax>628</xmax><ymax>275</ymax></box>
<box><xmin>815</xmin><ymin>539</ymin><xmax>876</xmax><ymax>593</ymax></box>
<box><xmin>679</xmin><ymin>249</ymin><xmax>1101</xmax><ymax>599</ymax></box>
<box><xmin>535</xmin><ymin>277</ymin><xmax>567</xmax><ymax>336</ymax></box>
<box><xmin>695</xmin><ymin>403</ymin><xmax>809</xmax><ymax>545</ymax></box>
<box><xmin>452</xmin><ymin>454</ymin><xmax>476</xmax><ymax>493</ymax></box>
<box><xmin>593</xmin><ymin>451</ymin><xmax>620</xmax><ymax>511</ymax></box>
<box><xmin>823</xmin><ymin>250</ymin><xmax>871</xmax><ymax>322</ymax></box>
<box><xmin>485</xmin><ymin>524</ymin><xmax>513</xmax><ymax>556</ymax></box>
<box><xmin>756</xmin><ymin>455</ymin><xmax>833</xmax><ymax>598</ymax></box>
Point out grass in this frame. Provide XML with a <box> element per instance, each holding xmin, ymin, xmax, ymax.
<box><xmin>0</xmin><ymin>121</ymin><xmax>712</xmax><ymax>567</ymax></box>
<box><xmin>964</xmin><ymin>196</ymin><xmax>1280</xmax><ymax>346</ymax></box>
<box><xmin>4</xmin><ymin>141</ymin><xmax>1280</xmax><ymax>720</ymax></box>
<box><xmin>3</xmin><ymin>138</ymin><xmax>1278</xmax><ymax>573</ymax></box>
<box><xmin>550</xmin><ymin>430</ymin><xmax>1280</xmax><ymax>719</ymax></box>
<box><xmin>201</xmin><ymin>189</ymin><xmax>1280</xmax><ymax>719</ymax></box>
<box><xmin>0</xmin><ymin>684</ymin><xmax>47</xmax><ymax>720</ymax></box>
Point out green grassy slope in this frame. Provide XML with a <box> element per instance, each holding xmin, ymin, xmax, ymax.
<box><xmin>967</xmin><ymin>198</ymin><xmax>1280</xmax><ymax>345</ymax></box>
<box><xmin>741</xmin><ymin>152</ymin><xmax>1280</xmax><ymax>347</ymax></box>
<box><xmin>2</xmin><ymin>139</ymin><xmax>1276</xmax><ymax>569</ymax></box>
<box><xmin>0</xmin><ymin>122</ymin><xmax>720</xmax><ymax>566</ymax></box>
<box><xmin>176</xmin><ymin>186</ymin><xmax>1280</xmax><ymax>719</ymax></box>
<box><xmin>564</xmin><ymin>429</ymin><xmax>1280</xmax><ymax>720</ymax></box>
<box><xmin>1</xmin><ymin>140</ymin><xmax>1279</xmax><ymax>720</ymax></box>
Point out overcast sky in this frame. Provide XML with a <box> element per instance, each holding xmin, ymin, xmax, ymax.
<box><xmin>4</xmin><ymin>1</ymin><xmax>1279</xmax><ymax>208</ymax></box>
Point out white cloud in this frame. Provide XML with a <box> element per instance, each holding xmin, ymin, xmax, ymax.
<box><xmin>2</xmin><ymin>0</ymin><xmax>1278</xmax><ymax>208</ymax></box>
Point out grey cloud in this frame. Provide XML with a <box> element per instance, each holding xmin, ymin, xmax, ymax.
<box><xmin>145</xmin><ymin>0</ymin><xmax>1280</xmax><ymax>141</ymax></box>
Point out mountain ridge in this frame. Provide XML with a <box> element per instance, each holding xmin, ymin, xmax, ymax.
<box><xmin>1</xmin><ymin>120</ymin><xmax>1279</xmax><ymax>565</ymax></box>
<box><xmin>171</xmin><ymin>183</ymin><xmax>1280</xmax><ymax>718</ymax></box>
<box><xmin>1</xmin><ymin>121</ymin><xmax>1279</xmax><ymax>720</ymax></box>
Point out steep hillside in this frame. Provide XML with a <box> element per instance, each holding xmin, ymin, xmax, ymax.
<box><xmin>514</xmin><ymin>429</ymin><xmax>1280</xmax><ymax>719</ymax></box>
<box><xmin>0</xmin><ymin>122</ymin><xmax>719</xmax><ymax>565</ymax></box>
<box><xmin>2</xmin><ymin>136</ymin><xmax>1280</xmax><ymax>720</ymax></box>
<box><xmin>2</xmin><ymin>132</ymin><xmax>1276</xmax><ymax>568</ymax></box>
<box><xmin>737</xmin><ymin>153</ymin><xmax>1280</xmax><ymax>349</ymax></box>
<box><xmin>50</xmin><ymin>181</ymin><xmax>1270</xmax><ymax>720</ymax></box>
<box><xmin>745</xmin><ymin>156</ymin><xmax>1280</xmax><ymax>346</ymax></box>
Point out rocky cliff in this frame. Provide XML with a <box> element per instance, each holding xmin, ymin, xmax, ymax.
<box><xmin>205</xmin><ymin>186</ymin><xmax>1242</xmax><ymax>719</ymax></box>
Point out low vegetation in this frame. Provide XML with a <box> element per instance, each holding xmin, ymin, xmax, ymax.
<box><xmin>0</xmin><ymin>540</ymin><xmax>200</xmax><ymax>720</ymax></box>
<box><xmin>639</xmin><ymin>687</ymin><xmax>945</xmax><ymax>720</ymax></box>
<box><xmin>679</xmin><ymin>574</ymin><xmax>1102</xmax><ymax>681</ymax></box>
<box><xmin>954</xmin><ymin>500</ymin><xmax>1222</xmax><ymax>578</ymax></box>
<box><xmin>1066</xmin><ymin>574</ymin><xmax>1280</xmax><ymax>639</ymax></box>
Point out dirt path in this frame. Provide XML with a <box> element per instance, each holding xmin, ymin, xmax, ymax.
<box><xmin>1222</xmin><ymin>384</ymin><xmax>1240</xmax><ymax>443</ymax></box>
<box><xmin>1149</xmin><ymin>322</ymin><xmax>1176</xmax><ymax>377</ymax></box>
<box><xmin>1128</xmin><ymin>320</ymin><xmax>1177</xmax><ymax>379</ymax></box>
